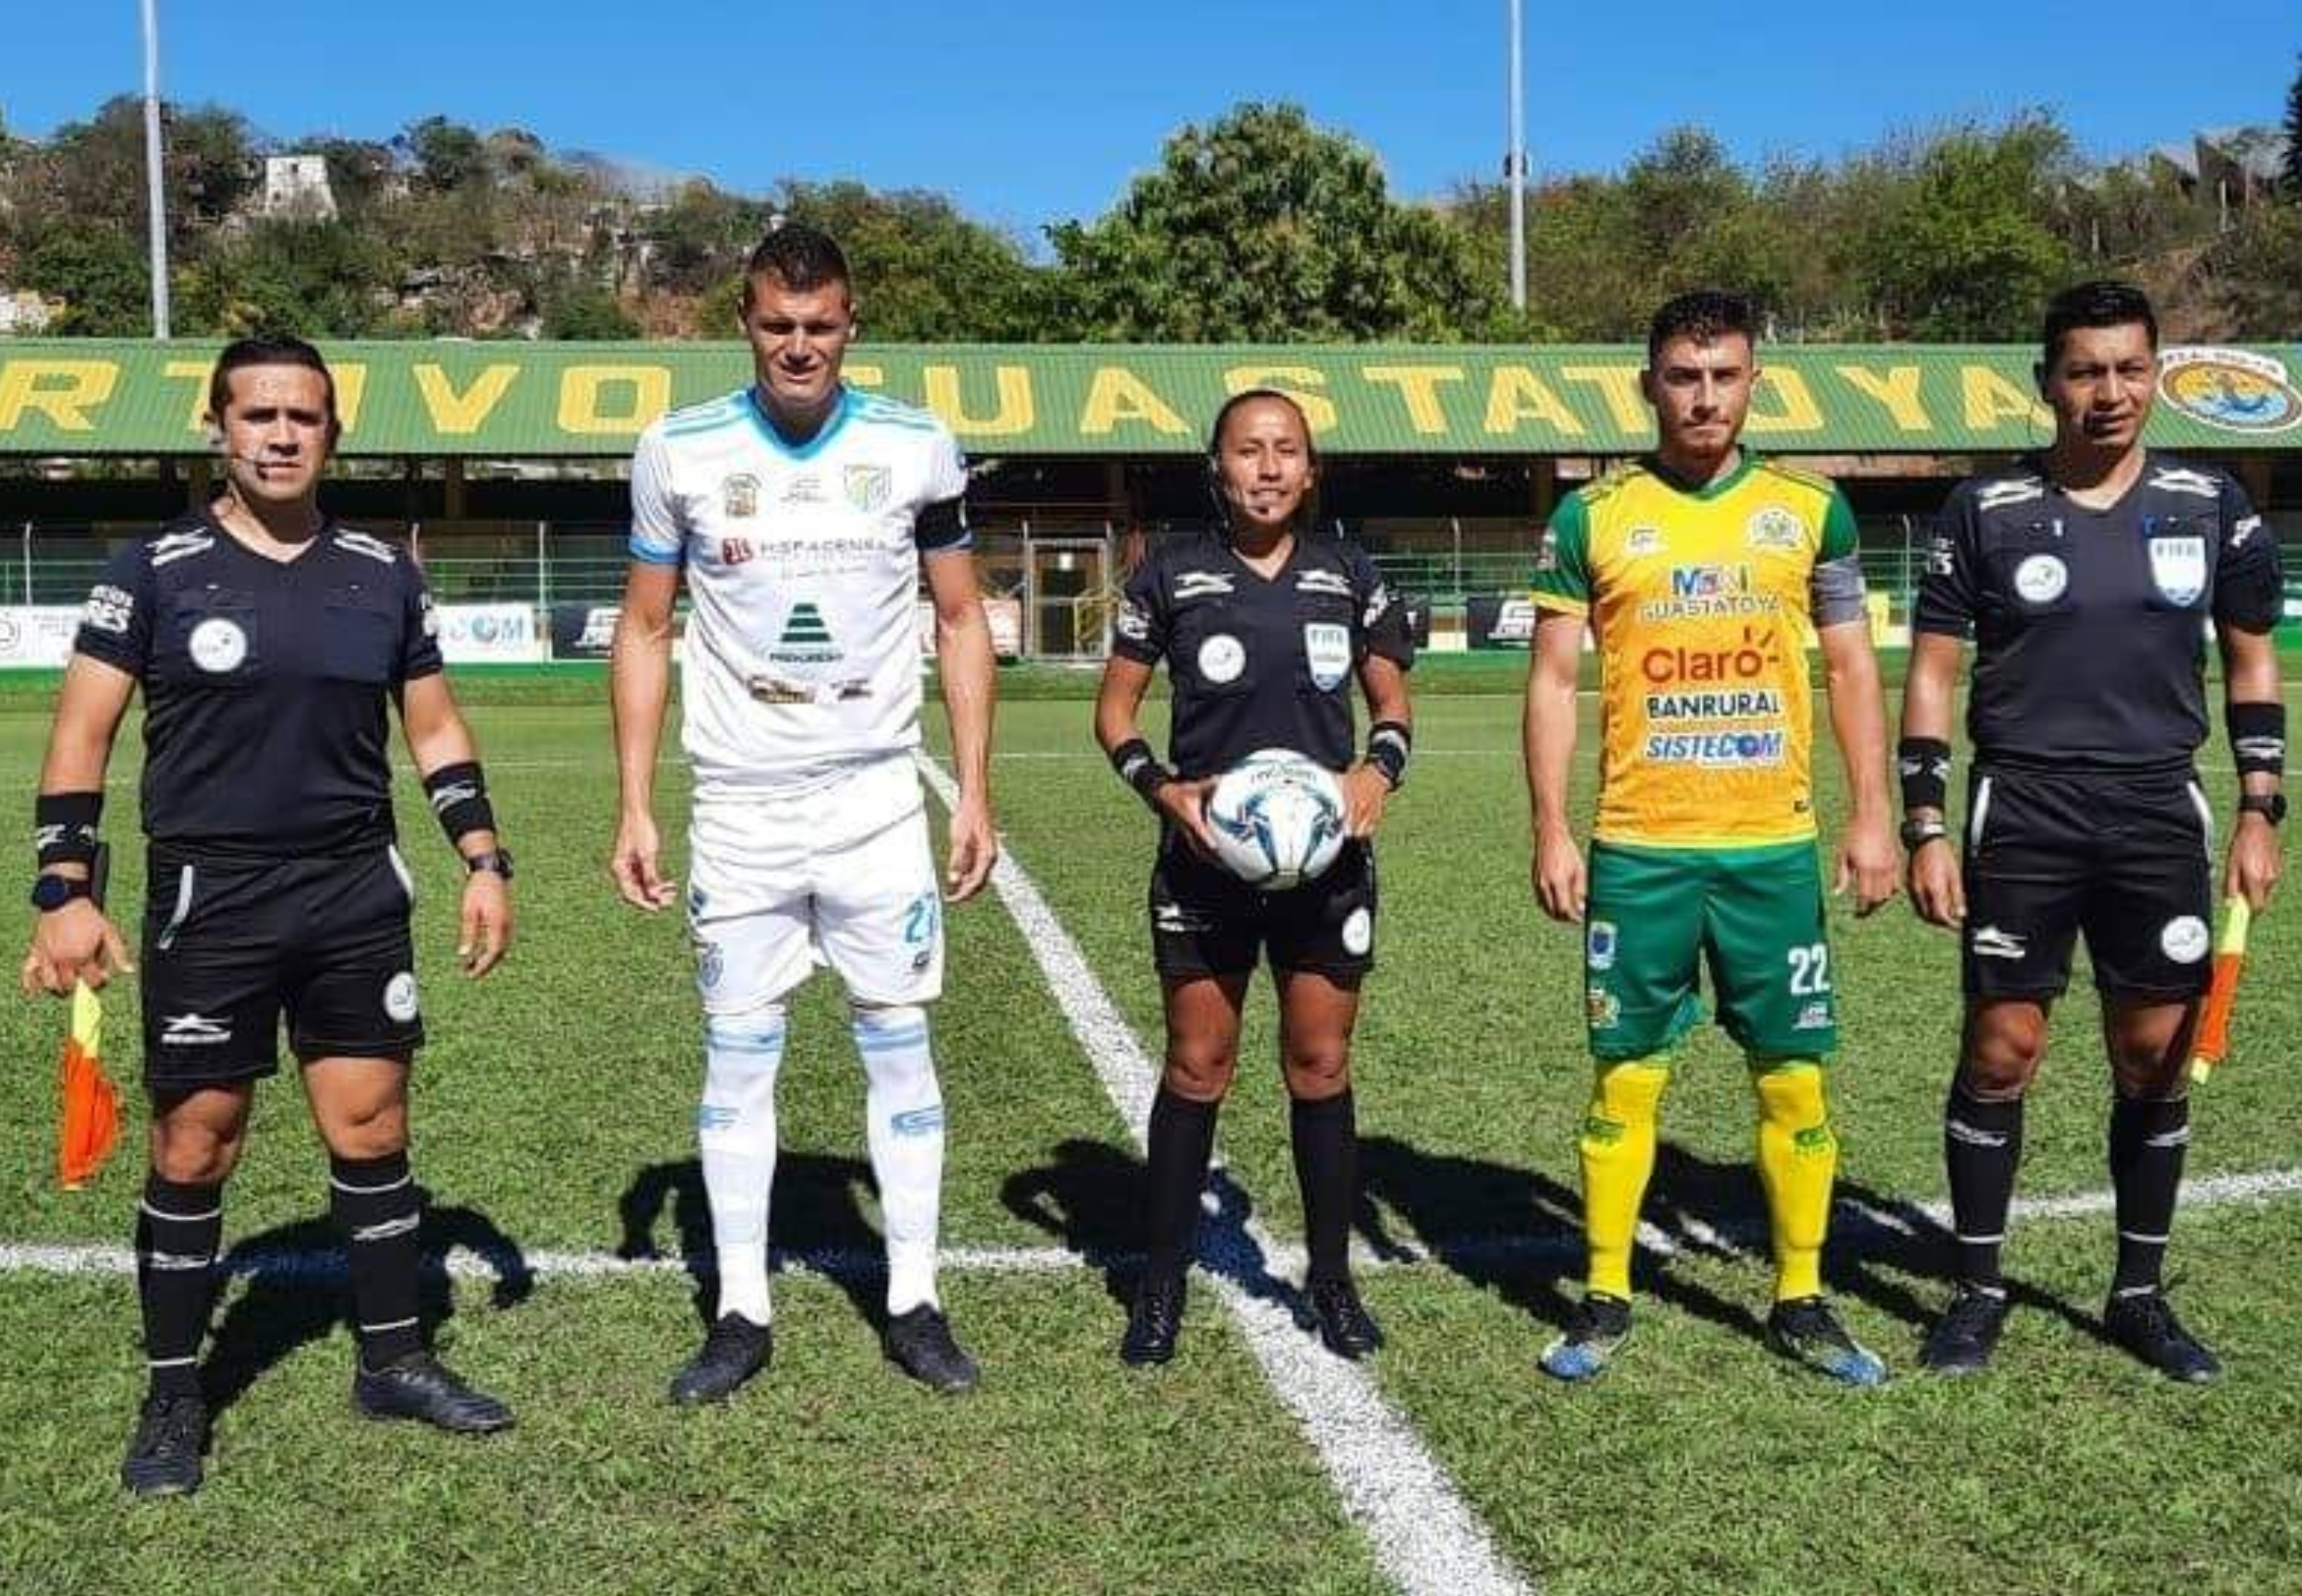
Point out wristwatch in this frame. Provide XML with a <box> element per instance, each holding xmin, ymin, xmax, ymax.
<box><xmin>29</xmin><ymin>874</ymin><xmax>92</xmax><ymax>913</ymax></box>
<box><xmin>2238</xmin><ymin>793</ymin><xmax>2287</xmax><ymax>826</ymax></box>
<box><xmin>463</xmin><ymin>847</ymin><xmax>516</xmax><ymax>880</ymax></box>
<box><xmin>1899</xmin><ymin>816</ymin><xmax>1951</xmax><ymax>852</ymax></box>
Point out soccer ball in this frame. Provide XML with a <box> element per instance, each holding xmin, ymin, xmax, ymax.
<box><xmin>1205</xmin><ymin>749</ymin><xmax>1347</xmax><ymax>891</ymax></box>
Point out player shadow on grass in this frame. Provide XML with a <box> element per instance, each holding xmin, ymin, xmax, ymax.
<box><xmin>615</xmin><ymin>1152</ymin><xmax>887</xmax><ymax>1332</ymax></box>
<box><xmin>202</xmin><ymin>1196</ymin><xmax>535</xmax><ymax>1418</ymax></box>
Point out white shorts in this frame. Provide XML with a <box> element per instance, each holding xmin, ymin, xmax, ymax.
<box><xmin>687</xmin><ymin>756</ymin><xmax>944</xmax><ymax>1012</ymax></box>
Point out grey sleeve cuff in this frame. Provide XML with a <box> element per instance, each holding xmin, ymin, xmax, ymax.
<box><xmin>1810</xmin><ymin>552</ymin><xmax>1868</xmax><ymax>629</ymax></box>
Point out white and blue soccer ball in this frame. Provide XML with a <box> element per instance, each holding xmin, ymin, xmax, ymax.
<box><xmin>1205</xmin><ymin>748</ymin><xmax>1347</xmax><ymax>891</ymax></box>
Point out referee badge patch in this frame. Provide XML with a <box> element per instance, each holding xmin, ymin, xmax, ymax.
<box><xmin>383</xmin><ymin>971</ymin><xmax>420</xmax><ymax>1023</ymax></box>
<box><xmin>2012</xmin><ymin>554</ymin><xmax>2068</xmax><ymax>605</ymax></box>
<box><xmin>189</xmin><ymin>617</ymin><xmax>248</xmax><ymax>674</ymax></box>
<box><xmin>2147</xmin><ymin>536</ymin><xmax>2206</xmax><ymax>608</ymax></box>
<box><xmin>2160</xmin><ymin>915</ymin><xmax>2210</xmax><ymax>965</ymax></box>
<box><xmin>1303</xmin><ymin>622</ymin><xmax>1351</xmax><ymax>690</ymax></box>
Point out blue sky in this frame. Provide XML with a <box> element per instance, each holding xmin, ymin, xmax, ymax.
<box><xmin>7</xmin><ymin>1</ymin><xmax>2294</xmax><ymax>243</ymax></box>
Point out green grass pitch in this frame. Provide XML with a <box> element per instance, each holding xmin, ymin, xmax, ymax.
<box><xmin>4</xmin><ymin>671</ymin><xmax>2302</xmax><ymax>1596</ymax></box>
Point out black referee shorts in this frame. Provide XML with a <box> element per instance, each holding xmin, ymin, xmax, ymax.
<box><xmin>1148</xmin><ymin>832</ymin><xmax>1377</xmax><ymax>982</ymax></box>
<box><xmin>140</xmin><ymin>844</ymin><xmax>425</xmax><ymax>1088</ymax></box>
<box><xmin>1960</xmin><ymin>766</ymin><xmax>2215</xmax><ymax>1002</ymax></box>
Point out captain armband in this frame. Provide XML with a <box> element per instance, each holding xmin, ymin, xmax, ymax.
<box><xmin>33</xmin><ymin>791</ymin><xmax>103</xmax><ymax>870</ymax></box>
<box><xmin>1108</xmin><ymin>738</ymin><xmax>1175</xmax><ymax>811</ymax></box>
<box><xmin>422</xmin><ymin>761</ymin><xmax>497</xmax><ymax>846</ymax></box>
<box><xmin>2228</xmin><ymin>702</ymin><xmax>2286</xmax><ymax>779</ymax></box>
<box><xmin>1897</xmin><ymin>737</ymin><xmax>1952</xmax><ymax>813</ymax></box>
<box><xmin>1365</xmin><ymin>720</ymin><xmax>1412</xmax><ymax>790</ymax></box>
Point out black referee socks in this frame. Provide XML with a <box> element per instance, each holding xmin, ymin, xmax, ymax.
<box><xmin>136</xmin><ymin>1174</ymin><xmax>224</xmax><ymax>1398</ymax></box>
<box><xmin>330</xmin><ymin>1152</ymin><xmax>425</xmax><ymax>1367</ymax></box>
<box><xmin>2109</xmin><ymin>1095</ymin><xmax>2190</xmax><ymax>1296</ymax></box>
<box><xmin>1943</xmin><ymin>1087</ymin><xmax>2023</xmax><ymax>1291</ymax></box>
<box><xmin>1143</xmin><ymin>1089</ymin><xmax>1219</xmax><ymax>1284</ymax></box>
<box><xmin>1290</xmin><ymin>1090</ymin><xmax>1358</xmax><ymax>1284</ymax></box>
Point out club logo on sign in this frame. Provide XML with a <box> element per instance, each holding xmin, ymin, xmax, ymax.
<box><xmin>2147</xmin><ymin>535</ymin><xmax>2206</xmax><ymax>607</ymax></box>
<box><xmin>1303</xmin><ymin>622</ymin><xmax>1351</xmax><ymax>691</ymax></box>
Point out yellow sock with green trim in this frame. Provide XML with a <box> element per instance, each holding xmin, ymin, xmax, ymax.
<box><xmin>1577</xmin><ymin>1058</ymin><xmax>1670</xmax><ymax>1300</ymax></box>
<box><xmin>1753</xmin><ymin>1060</ymin><xmax>1836</xmax><ymax>1303</ymax></box>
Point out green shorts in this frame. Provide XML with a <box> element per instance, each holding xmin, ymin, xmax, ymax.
<box><xmin>1582</xmin><ymin>839</ymin><xmax>1838</xmax><ymax>1062</ymax></box>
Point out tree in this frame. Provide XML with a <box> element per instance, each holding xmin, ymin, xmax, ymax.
<box><xmin>402</xmin><ymin>116</ymin><xmax>489</xmax><ymax>192</ymax></box>
<box><xmin>1049</xmin><ymin>102</ymin><xmax>1500</xmax><ymax>341</ymax></box>
<box><xmin>540</xmin><ymin>279</ymin><xmax>640</xmax><ymax>339</ymax></box>
<box><xmin>16</xmin><ymin>221</ymin><xmax>152</xmax><ymax>333</ymax></box>
<box><xmin>2284</xmin><ymin>54</ymin><xmax>2302</xmax><ymax>199</ymax></box>
<box><xmin>778</xmin><ymin>181</ymin><xmax>1051</xmax><ymax>340</ymax></box>
<box><xmin>177</xmin><ymin>219</ymin><xmax>398</xmax><ymax>336</ymax></box>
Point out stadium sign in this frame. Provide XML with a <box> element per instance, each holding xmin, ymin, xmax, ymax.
<box><xmin>5</xmin><ymin>341</ymin><xmax>2301</xmax><ymax>458</ymax></box>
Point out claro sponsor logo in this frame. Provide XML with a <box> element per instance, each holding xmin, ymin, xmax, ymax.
<box><xmin>1639</xmin><ymin>626</ymin><xmax>1784</xmax><ymax>685</ymax></box>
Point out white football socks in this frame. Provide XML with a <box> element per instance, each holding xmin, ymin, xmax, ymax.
<box><xmin>853</xmin><ymin>1004</ymin><xmax>946</xmax><ymax>1315</ymax></box>
<box><xmin>700</xmin><ymin>1006</ymin><xmax>786</xmax><ymax>1326</ymax></box>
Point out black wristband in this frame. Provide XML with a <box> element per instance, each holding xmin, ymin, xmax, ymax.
<box><xmin>1365</xmin><ymin>719</ymin><xmax>1412</xmax><ymax>790</ymax></box>
<box><xmin>33</xmin><ymin>791</ymin><xmax>102</xmax><ymax>870</ymax></box>
<box><xmin>2229</xmin><ymin>701</ymin><xmax>2286</xmax><ymax>779</ymax></box>
<box><xmin>1108</xmin><ymin>738</ymin><xmax>1174</xmax><ymax>810</ymax></box>
<box><xmin>1897</xmin><ymin>737</ymin><xmax>1952</xmax><ymax>813</ymax></box>
<box><xmin>422</xmin><ymin>761</ymin><xmax>497</xmax><ymax>846</ymax></box>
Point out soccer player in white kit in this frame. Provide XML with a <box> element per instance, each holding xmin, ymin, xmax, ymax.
<box><xmin>609</xmin><ymin>224</ymin><xmax>997</xmax><ymax>1400</ymax></box>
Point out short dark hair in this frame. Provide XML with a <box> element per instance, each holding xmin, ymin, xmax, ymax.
<box><xmin>1645</xmin><ymin>290</ymin><xmax>1757</xmax><ymax>367</ymax></box>
<box><xmin>206</xmin><ymin>335</ymin><xmax>340</xmax><ymax>438</ymax></box>
<box><xmin>741</xmin><ymin>222</ymin><xmax>852</xmax><ymax>307</ymax></box>
<box><xmin>2040</xmin><ymin>280</ymin><xmax>2157</xmax><ymax>370</ymax></box>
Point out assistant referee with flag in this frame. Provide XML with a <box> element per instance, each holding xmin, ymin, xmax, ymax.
<box><xmin>20</xmin><ymin>336</ymin><xmax>517</xmax><ymax>1497</ymax></box>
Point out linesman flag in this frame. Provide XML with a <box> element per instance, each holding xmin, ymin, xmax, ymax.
<box><xmin>56</xmin><ymin>841</ymin><xmax>123</xmax><ymax>1189</ymax></box>
<box><xmin>2188</xmin><ymin>896</ymin><xmax>2252</xmax><ymax>1087</ymax></box>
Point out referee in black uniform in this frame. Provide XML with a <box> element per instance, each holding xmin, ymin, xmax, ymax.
<box><xmin>1901</xmin><ymin>282</ymin><xmax>2282</xmax><ymax>1381</ymax></box>
<box><xmin>1095</xmin><ymin>389</ymin><xmax>1414</xmax><ymax>1365</ymax></box>
<box><xmin>20</xmin><ymin>337</ymin><xmax>517</xmax><ymax>1496</ymax></box>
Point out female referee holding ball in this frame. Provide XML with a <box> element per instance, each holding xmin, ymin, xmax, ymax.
<box><xmin>1093</xmin><ymin>389</ymin><xmax>1415</xmax><ymax>1365</ymax></box>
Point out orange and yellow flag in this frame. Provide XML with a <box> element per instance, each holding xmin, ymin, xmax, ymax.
<box><xmin>58</xmin><ymin>982</ymin><xmax>121</xmax><ymax>1190</ymax></box>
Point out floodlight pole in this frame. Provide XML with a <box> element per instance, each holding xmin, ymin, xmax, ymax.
<box><xmin>1506</xmin><ymin>0</ymin><xmax>1526</xmax><ymax>313</ymax></box>
<box><xmin>140</xmin><ymin>0</ymin><xmax>171</xmax><ymax>339</ymax></box>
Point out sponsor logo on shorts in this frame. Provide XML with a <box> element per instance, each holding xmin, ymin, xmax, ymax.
<box><xmin>1341</xmin><ymin>906</ymin><xmax>1372</xmax><ymax>957</ymax></box>
<box><xmin>1793</xmin><ymin>1124</ymin><xmax>1834</xmax><ymax>1154</ymax></box>
<box><xmin>1585</xmin><ymin>986</ymin><xmax>1621</xmax><ymax>1030</ymax></box>
<box><xmin>1746</xmin><ymin>506</ymin><xmax>1805</xmax><ymax>549</ymax></box>
<box><xmin>383</xmin><ymin>972</ymin><xmax>420</xmax><ymax>1023</ymax></box>
<box><xmin>2012</xmin><ymin>554</ymin><xmax>2067</xmax><ymax>604</ymax></box>
<box><xmin>1153</xmin><ymin>900</ymin><xmax>1214</xmax><ymax>935</ymax></box>
<box><xmin>162</xmin><ymin>1013</ymin><xmax>233</xmax><ymax>1047</ymax></box>
<box><xmin>697</xmin><ymin>941</ymin><xmax>725</xmax><ymax>991</ymax></box>
<box><xmin>891</xmin><ymin>1104</ymin><xmax>946</xmax><ymax>1138</ymax></box>
<box><xmin>1197</xmin><ymin>633</ymin><xmax>1246</xmax><ymax>684</ymax></box>
<box><xmin>188</xmin><ymin>617</ymin><xmax>248</xmax><ymax>674</ymax></box>
<box><xmin>1969</xmin><ymin>925</ymin><xmax>2028</xmax><ymax>961</ymax></box>
<box><xmin>1794</xmin><ymin>1000</ymin><xmax>1832</xmax><ymax>1031</ymax></box>
<box><xmin>2160</xmin><ymin>915</ymin><xmax>2210</xmax><ymax>965</ymax></box>
<box><xmin>1586</xmin><ymin>920</ymin><xmax>1618</xmax><ymax>971</ymax></box>
<box><xmin>721</xmin><ymin>473</ymin><xmax>761</xmax><ymax>518</ymax></box>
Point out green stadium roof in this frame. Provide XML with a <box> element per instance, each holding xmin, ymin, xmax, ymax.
<box><xmin>2</xmin><ymin>338</ymin><xmax>2298</xmax><ymax>457</ymax></box>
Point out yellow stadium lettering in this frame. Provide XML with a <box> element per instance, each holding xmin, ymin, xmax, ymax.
<box><xmin>1745</xmin><ymin>368</ymin><xmax>1823</xmax><ymax>435</ymax></box>
<box><xmin>1482</xmin><ymin>366</ymin><xmax>1587</xmax><ymax>438</ymax></box>
<box><xmin>924</xmin><ymin>364</ymin><xmax>1035</xmax><ymax>437</ymax></box>
<box><xmin>1835</xmin><ymin>365</ymin><xmax>1930</xmax><ymax>432</ymax></box>
<box><xmin>844</xmin><ymin>363</ymin><xmax>884</xmax><ymax>389</ymax></box>
<box><xmin>415</xmin><ymin>363</ymin><xmax>520</xmax><ymax>435</ymax></box>
<box><xmin>1362</xmin><ymin>365</ymin><xmax>1463</xmax><ymax>435</ymax></box>
<box><xmin>1559</xmin><ymin>365</ymin><xmax>1649</xmax><ymax>434</ymax></box>
<box><xmin>333</xmin><ymin>365</ymin><xmax>369</xmax><ymax>434</ymax></box>
<box><xmin>558</xmin><ymin>366</ymin><xmax>672</xmax><ymax>435</ymax></box>
<box><xmin>0</xmin><ymin>360</ymin><xmax>117</xmax><ymax>432</ymax></box>
<box><xmin>1080</xmin><ymin>367</ymin><xmax>1188</xmax><ymax>436</ymax></box>
<box><xmin>1222</xmin><ymin>367</ymin><xmax>1337</xmax><ymax>433</ymax></box>
<box><xmin>164</xmin><ymin>360</ymin><xmax>211</xmax><ymax>433</ymax></box>
<box><xmin>1961</xmin><ymin>365</ymin><xmax>2049</xmax><ymax>430</ymax></box>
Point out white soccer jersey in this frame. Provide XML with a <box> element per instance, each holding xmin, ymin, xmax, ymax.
<box><xmin>629</xmin><ymin>384</ymin><xmax>971</xmax><ymax>793</ymax></box>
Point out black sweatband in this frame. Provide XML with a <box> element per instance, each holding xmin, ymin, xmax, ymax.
<box><xmin>1898</xmin><ymin>737</ymin><xmax>1951</xmax><ymax>813</ymax></box>
<box><xmin>1109</xmin><ymin>738</ymin><xmax>1174</xmax><ymax>809</ymax></box>
<box><xmin>1365</xmin><ymin>719</ymin><xmax>1412</xmax><ymax>789</ymax></box>
<box><xmin>33</xmin><ymin>791</ymin><xmax>102</xmax><ymax>870</ymax></box>
<box><xmin>2228</xmin><ymin>701</ymin><xmax>2286</xmax><ymax>778</ymax></box>
<box><xmin>422</xmin><ymin>761</ymin><xmax>497</xmax><ymax>844</ymax></box>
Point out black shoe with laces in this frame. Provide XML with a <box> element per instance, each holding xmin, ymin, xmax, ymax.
<box><xmin>121</xmin><ymin>1391</ymin><xmax>208</xmax><ymax>1499</ymax></box>
<box><xmin>1765</xmin><ymin>1296</ymin><xmax>1889</xmax><ymax>1387</ymax></box>
<box><xmin>1119</xmin><ymin>1274</ymin><xmax>1186</xmax><ymax>1367</ymax></box>
<box><xmin>1308</xmin><ymin>1276</ymin><xmax>1383</xmax><ymax>1360</ymax></box>
<box><xmin>2103</xmin><ymin>1289</ymin><xmax>2221</xmax><ymax>1384</ymax></box>
<box><xmin>884</xmin><ymin>1304</ymin><xmax>979</xmax><ymax>1394</ymax></box>
<box><xmin>669</xmin><ymin>1313</ymin><xmax>774</xmax><ymax>1406</ymax></box>
<box><xmin>1919</xmin><ymin>1284</ymin><xmax>2011</xmax><ymax>1376</ymax></box>
<box><xmin>353</xmin><ymin>1350</ymin><xmax>515</xmax><ymax>1432</ymax></box>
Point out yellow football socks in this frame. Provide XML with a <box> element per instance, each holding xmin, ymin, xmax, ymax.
<box><xmin>1753</xmin><ymin>1061</ymin><xmax>1836</xmax><ymax>1303</ymax></box>
<box><xmin>1577</xmin><ymin>1057</ymin><xmax>1671</xmax><ymax>1300</ymax></box>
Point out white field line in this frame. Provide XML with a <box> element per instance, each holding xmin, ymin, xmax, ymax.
<box><xmin>7</xmin><ymin>1165</ymin><xmax>2301</xmax><ymax>1285</ymax></box>
<box><xmin>913</xmin><ymin>754</ymin><xmax>1533</xmax><ymax>1596</ymax></box>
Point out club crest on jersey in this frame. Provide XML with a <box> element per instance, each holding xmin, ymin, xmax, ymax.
<box><xmin>189</xmin><ymin>616</ymin><xmax>248</xmax><ymax>673</ymax></box>
<box><xmin>720</xmin><ymin>473</ymin><xmax>760</xmax><ymax>518</ymax></box>
<box><xmin>1303</xmin><ymin>623</ymin><xmax>1351</xmax><ymax>691</ymax></box>
<box><xmin>1198</xmin><ymin>633</ymin><xmax>1246</xmax><ymax>683</ymax></box>
<box><xmin>1745</xmin><ymin>506</ymin><xmax>1804</xmax><ymax>549</ymax></box>
<box><xmin>844</xmin><ymin>463</ymin><xmax>893</xmax><ymax>513</ymax></box>
<box><xmin>2147</xmin><ymin>535</ymin><xmax>2206</xmax><ymax>607</ymax></box>
<box><xmin>2012</xmin><ymin>554</ymin><xmax>2067</xmax><ymax>605</ymax></box>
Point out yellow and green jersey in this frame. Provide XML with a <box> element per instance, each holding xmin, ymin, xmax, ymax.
<box><xmin>1530</xmin><ymin>456</ymin><xmax>1860</xmax><ymax>851</ymax></box>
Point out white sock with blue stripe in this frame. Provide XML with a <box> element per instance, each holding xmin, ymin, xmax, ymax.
<box><xmin>701</xmin><ymin>1006</ymin><xmax>786</xmax><ymax>1326</ymax></box>
<box><xmin>853</xmin><ymin>1004</ymin><xmax>944</xmax><ymax>1315</ymax></box>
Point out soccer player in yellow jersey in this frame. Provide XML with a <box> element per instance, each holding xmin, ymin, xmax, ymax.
<box><xmin>1523</xmin><ymin>291</ymin><xmax>1899</xmax><ymax>1384</ymax></box>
